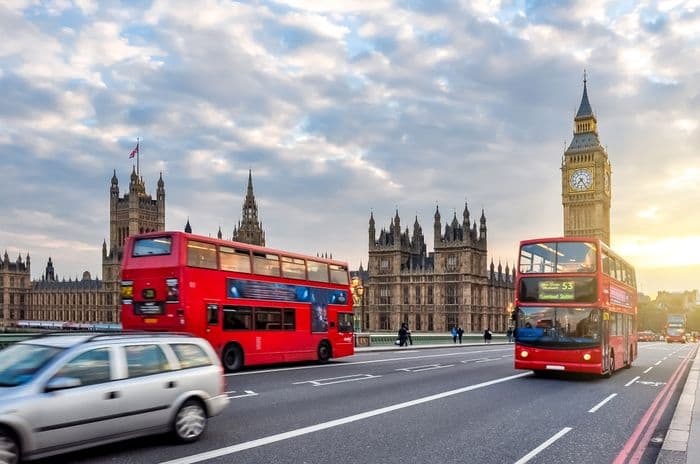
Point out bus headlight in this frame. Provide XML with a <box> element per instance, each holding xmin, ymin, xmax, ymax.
<box><xmin>520</xmin><ymin>350</ymin><xmax>529</xmax><ymax>358</ymax></box>
<box><xmin>583</xmin><ymin>353</ymin><xmax>591</xmax><ymax>361</ymax></box>
<box><xmin>121</xmin><ymin>280</ymin><xmax>133</xmax><ymax>302</ymax></box>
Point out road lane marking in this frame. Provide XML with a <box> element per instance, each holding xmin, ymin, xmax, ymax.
<box><xmin>514</xmin><ymin>427</ymin><xmax>572</xmax><ymax>464</ymax></box>
<box><xmin>644</xmin><ymin>367</ymin><xmax>653</xmax><ymax>374</ymax></box>
<box><xmin>396</xmin><ymin>364</ymin><xmax>455</xmax><ymax>372</ymax></box>
<box><xmin>636</xmin><ymin>381</ymin><xmax>666</xmax><ymax>387</ymax></box>
<box><xmin>654</xmin><ymin>360</ymin><xmax>662</xmax><ymax>365</ymax></box>
<box><xmin>225</xmin><ymin>348</ymin><xmax>513</xmax><ymax>376</ymax></box>
<box><xmin>293</xmin><ymin>373</ymin><xmax>380</xmax><ymax>386</ymax></box>
<box><xmin>159</xmin><ymin>372</ymin><xmax>531</xmax><ymax>464</ymax></box>
<box><xmin>588</xmin><ymin>393</ymin><xmax>617</xmax><ymax>413</ymax></box>
<box><xmin>625</xmin><ymin>376</ymin><xmax>640</xmax><ymax>387</ymax></box>
<box><xmin>226</xmin><ymin>390</ymin><xmax>258</xmax><ymax>399</ymax></box>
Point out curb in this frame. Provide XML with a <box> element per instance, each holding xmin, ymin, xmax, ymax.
<box><xmin>655</xmin><ymin>345</ymin><xmax>700</xmax><ymax>464</ymax></box>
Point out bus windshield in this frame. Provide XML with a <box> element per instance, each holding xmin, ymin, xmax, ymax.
<box><xmin>515</xmin><ymin>306</ymin><xmax>601</xmax><ymax>346</ymax></box>
<box><xmin>519</xmin><ymin>241</ymin><xmax>596</xmax><ymax>273</ymax></box>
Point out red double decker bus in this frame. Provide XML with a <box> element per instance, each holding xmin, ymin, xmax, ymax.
<box><xmin>513</xmin><ymin>237</ymin><xmax>637</xmax><ymax>376</ymax></box>
<box><xmin>120</xmin><ymin>231</ymin><xmax>354</xmax><ymax>371</ymax></box>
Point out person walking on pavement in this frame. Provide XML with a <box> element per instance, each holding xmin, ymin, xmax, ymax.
<box><xmin>398</xmin><ymin>324</ymin><xmax>408</xmax><ymax>347</ymax></box>
<box><xmin>451</xmin><ymin>325</ymin><xmax>458</xmax><ymax>343</ymax></box>
<box><xmin>404</xmin><ymin>323</ymin><xmax>413</xmax><ymax>346</ymax></box>
<box><xmin>506</xmin><ymin>327</ymin><xmax>514</xmax><ymax>343</ymax></box>
<box><xmin>457</xmin><ymin>326</ymin><xmax>464</xmax><ymax>344</ymax></box>
<box><xmin>484</xmin><ymin>328</ymin><xmax>492</xmax><ymax>344</ymax></box>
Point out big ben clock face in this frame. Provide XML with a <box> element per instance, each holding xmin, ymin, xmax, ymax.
<box><xmin>569</xmin><ymin>168</ymin><xmax>593</xmax><ymax>191</ymax></box>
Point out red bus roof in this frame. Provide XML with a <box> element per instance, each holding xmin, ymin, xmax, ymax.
<box><xmin>130</xmin><ymin>230</ymin><xmax>350</xmax><ymax>267</ymax></box>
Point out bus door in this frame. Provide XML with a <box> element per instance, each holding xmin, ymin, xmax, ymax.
<box><xmin>204</xmin><ymin>300</ymin><xmax>222</xmax><ymax>353</ymax></box>
<box><xmin>602</xmin><ymin>311</ymin><xmax>611</xmax><ymax>372</ymax></box>
<box><xmin>622</xmin><ymin>314</ymin><xmax>630</xmax><ymax>365</ymax></box>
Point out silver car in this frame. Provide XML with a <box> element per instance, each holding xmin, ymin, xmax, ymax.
<box><xmin>0</xmin><ymin>332</ymin><xmax>229</xmax><ymax>463</ymax></box>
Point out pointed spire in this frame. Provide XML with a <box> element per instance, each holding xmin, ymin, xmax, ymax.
<box><xmin>184</xmin><ymin>218</ymin><xmax>192</xmax><ymax>234</ymax></box>
<box><xmin>576</xmin><ymin>70</ymin><xmax>593</xmax><ymax>118</ymax></box>
<box><xmin>111</xmin><ymin>169</ymin><xmax>118</xmax><ymax>185</ymax></box>
<box><xmin>217</xmin><ymin>226</ymin><xmax>222</xmax><ymax>239</ymax></box>
<box><xmin>157</xmin><ymin>171</ymin><xmax>164</xmax><ymax>188</ymax></box>
<box><xmin>369</xmin><ymin>211</ymin><xmax>375</xmax><ymax>226</ymax></box>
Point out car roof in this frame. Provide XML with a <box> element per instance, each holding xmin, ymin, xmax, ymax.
<box><xmin>19</xmin><ymin>332</ymin><xmax>196</xmax><ymax>349</ymax></box>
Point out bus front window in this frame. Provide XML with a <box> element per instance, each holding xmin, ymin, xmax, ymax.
<box><xmin>515</xmin><ymin>307</ymin><xmax>600</xmax><ymax>346</ymax></box>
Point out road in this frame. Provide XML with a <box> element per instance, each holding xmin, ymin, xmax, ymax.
<box><xmin>40</xmin><ymin>341</ymin><xmax>697</xmax><ymax>464</ymax></box>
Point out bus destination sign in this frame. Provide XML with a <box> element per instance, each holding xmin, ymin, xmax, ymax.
<box><xmin>538</xmin><ymin>280</ymin><xmax>575</xmax><ymax>300</ymax></box>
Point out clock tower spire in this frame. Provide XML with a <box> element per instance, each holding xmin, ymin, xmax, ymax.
<box><xmin>561</xmin><ymin>73</ymin><xmax>612</xmax><ymax>245</ymax></box>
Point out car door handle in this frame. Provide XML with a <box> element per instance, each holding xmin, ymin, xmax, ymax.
<box><xmin>105</xmin><ymin>391</ymin><xmax>120</xmax><ymax>400</ymax></box>
<box><xmin>165</xmin><ymin>381</ymin><xmax>177</xmax><ymax>389</ymax></box>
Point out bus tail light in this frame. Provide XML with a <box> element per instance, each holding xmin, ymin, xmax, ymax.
<box><xmin>520</xmin><ymin>350</ymin><xmax>529</xmax><ymax>358</ymax></box>
<box><xmin>166</xmin><ymin>278</ymin><xmax>179</xmax><ymax>302</ymax></box>
<box><xmin>121</xmin><ymin>280</ymin><xmax>133</xmax><ymax>303</ymax></box>
<box><xmin>583</xmin><ymin>353</ymin><xmax>591</xmax><ymax>361</ymax></box>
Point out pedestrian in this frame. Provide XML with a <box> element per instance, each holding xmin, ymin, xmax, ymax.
<box><xmin>451</xmin><ymin>325</ymin><xmax>458</xmax><ymax>343</ymax></box>
<box><xmin>506</xmin><ymin>327</ymin><xmax>513</xmax><ymax>343</ymax></box>
<box><xmin>398</xmin><ymin>324</ymin><xmax>408</xmax><ymax>347</ymax></box>
<box><xmin>457</xmin><ymin>326</ymin><xmax>464</xmax><ymax>344</ymax></box>
<box><xmin>484</xmin><ymin>328</ymin><xmax>492</xmax><ymax>344</ymax></box>
<box><xmin>404</xmin><ymin>323</ymin><xmax>413</xmax><ymax>346</ymax></box>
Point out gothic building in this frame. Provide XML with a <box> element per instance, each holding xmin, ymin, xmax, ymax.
<box><xmin>187</xmin><ymin>170</ymin><xmax>267</xmax><ymax>247</ymax></box>
<box><xmin>16</xmin><ymin>168</ymin><xmax>166</xmax><ymax>327</ymax></box>
<box><xmin>562</xmin><ymin>76</ymin><xmax>612</xmax><ymax>245</ymax></box>
<box><xmin>231</xmin><ymin>170</ymin><xmax>266</xmax><ymax>246</ymax></box>
<box><xmin>362</xmin><ymin>205</ymin><xmax>515</xmax><ymax>333</ymax></box>
<box><xmin>0</xmin><ymin>252</ymin><xmax>32</xmax><ymax>323</ymax></box>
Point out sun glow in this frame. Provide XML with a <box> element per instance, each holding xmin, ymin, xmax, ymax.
<box><xmin>615</xmin><ymin>236</ymin><xmax>700</xmax><ymax>268</ymax></box>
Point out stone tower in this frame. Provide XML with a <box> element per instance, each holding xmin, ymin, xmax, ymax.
<box><xmin>562</xmin><ymin>75</ymin><xmax>612</xmax><ymax>245</ymax></box>
<box><xmin>102</xmin><ymin>168</ymin><xmax>165</xmax><ymax>319</ymax></box>
<box><xmin>232</xmin><ymin>170</ymin><xmax>266</xmax><ymax>246</ymax></box>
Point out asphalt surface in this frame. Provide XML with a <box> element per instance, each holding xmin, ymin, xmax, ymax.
<box><xmin>35</xmin><ymin>340</ymin><xmax>697</xmax><ymax>464</ymax></box>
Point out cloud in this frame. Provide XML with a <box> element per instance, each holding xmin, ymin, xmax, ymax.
<box><xmin>1</xmin><ymin>0</ymin><xmax>699</xmax><ymax>296</ymax></box>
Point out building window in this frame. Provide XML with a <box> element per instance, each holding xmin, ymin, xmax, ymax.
<box><xmin>403</xmin><ymin>287</ymin><xmax>409</xmax><ymax>305</ymax></box>
<box><xmin>415</xmin><ymin>314</ymin><xmax>422</xmax><ymax>331</ymax></box>
<box><xmin>379</xmin><ymin>312</ymin><xmax>391</xmax><ymax>330</ymax></box>
<box><xmin>379</xmin><ymin>286</ymin><xmax>391</xmax><ymax>305</ymax></box>
<box><xmin>415</xmin><ymin>286</ymin><xmax>421</xmax><ymax>304</ymax></box>
<box><xmin>447</xmin><ymin>254</ymin><xmax>457</xmax><ymax>272</ymax></box>
<box><xmin>428</xmin><ymin>314</ymin><xmax>434</xmax><ymax>331</ymax></box>
<box><xmin>380</xmin><ymin>258</ymin><xmax>390</xmax><ymax>273</ymax></box>
<box><xmin>427</xmin><ymin>285</ymin><xmax>433</xmax><ymax>304</ymax></box>
<box><xmin>446</xmin><ymin>284</ymin><xmax>457</xmax><ymax>305</ymax></box>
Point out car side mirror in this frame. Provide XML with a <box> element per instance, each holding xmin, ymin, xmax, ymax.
<box><xmin>45</xmin><ymin>376</ymin><xmax>82</xmax><ymax>392</ymax></box>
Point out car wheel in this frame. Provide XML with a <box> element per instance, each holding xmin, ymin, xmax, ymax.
<box><xmin>222</xmin><ymin>344</ymin><xmax>243</xmax><ymax>372</ymax></box>
<box><xmin>173</xmin><ymin>399</ymin><xmax>207</xmax><ymax>443</ymax></box>
<box><xmin>317</xmin><ymin>341</ymin><xmax>331</xmax><ymax>364</ymax></box>
<box><xmin>0</xmin><ymin>428</ymin><xmax>20</xmax><ymax>464</ymax></box>
<box><xmin>605</xmin><ymin>352</ymin><xmax>616</xmax><ymax>378</ymax></box>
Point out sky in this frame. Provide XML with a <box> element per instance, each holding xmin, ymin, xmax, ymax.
<box><xmin>1</xmin><ymin>0</ymin><xmax>699</xmax><ymax>298</ymax></box>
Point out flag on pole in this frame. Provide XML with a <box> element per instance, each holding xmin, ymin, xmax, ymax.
<box><xmin>129</xmin><ymin>141</ymin><xmax>139</xmax><ymax>159</ymax></box>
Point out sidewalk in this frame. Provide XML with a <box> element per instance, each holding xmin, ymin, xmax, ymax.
<box><xmin>656</xmin><ymin>345</ymin><xmax>700</xmax><ymax>464</ymax></box>
<box><xmin>354</xmin><ymin>340</ymin><xmax>509</xmax><ymax>353</ymax></box>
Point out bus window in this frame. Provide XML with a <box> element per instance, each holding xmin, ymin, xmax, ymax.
<box><xmin>307</xmin><ymin>261</ymin><xmax>329</xmax><ymax>283</ymax></box>
<box><xmin>330</xmin><ymin>264</ymin><xmax>349</xmax><ymax>284</ymax></box>
<box><xmin>253</xmin><ymin>253</ymin><xmax>280</xmax><ymax>277</ymax></box>
<box><xmin>281</xmin><ymin>256</ymin><xmax>306</xmax><ymax>279</ymax></box>
<box><xmin>223</xmin><ymin>306</ymin><xmax>252</xmax><ymax>330</ymax></box>
<box><xmin>133</xmin><ymin>236</ymin><xmax>172</xmax><ymax>256</ymax></box>
<box><xmin>220</xmin><ymin>246</ymin><xmax>251</xmax><ymax>273</ymax></box>
<box><xmin>338</xmin><ymin>313</ymin><xmax>354</xmax><ymax>333</ymax></box>
<box><xmin>255</xmin><ymin>308</ymin><xmax>282</xmax><ymax>330</ymax></box>
<box><xmin>283</xmin><ymin>309</ymin><xmax>295</xmax><ymax>331</ymax></box>
<box><xmin>187</xmin><ymin>241</ymin><xmax>217</xmax><ymax>269</ymax></box>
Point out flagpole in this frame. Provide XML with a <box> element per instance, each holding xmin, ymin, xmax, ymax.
<box><xmin>136</xmin><ymin>137</ymin><xmax>140</xmax><ymax>176</ymax></box>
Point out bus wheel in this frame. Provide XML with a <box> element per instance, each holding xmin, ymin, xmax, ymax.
<box><xmin>624</xmin><ymin>345</ymin><xmax>633</xmax><ymax>369</ymax></box>
<box><xmin>317</xmin><ymin>341</ymin><xmax>331</xmax><ymax>364</ymax></box>
<box><xmin>222</xmin><ymin>344</ymin><xmax>243</xmax><ymax>372</ymax></box>
<box><xmin>605</xmin><ymin>352</ymin><xmax>615</xmax><ymax>377</ymax></box>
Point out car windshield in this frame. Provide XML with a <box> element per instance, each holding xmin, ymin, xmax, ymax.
<box><xmin>0</xmin><ymin>343</ymin><xmax>65</xmax><ymax>387</ymax></box>
<box><xmin>515</xmin><ymin>306</ymin><xmax>601</xmax><ymax>347</ymax></box>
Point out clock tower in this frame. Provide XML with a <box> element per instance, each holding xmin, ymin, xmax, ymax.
<box><xmin>562</xmin><ymin>75</ymin><xmax>612</xmax><ymax>245</ymax></box>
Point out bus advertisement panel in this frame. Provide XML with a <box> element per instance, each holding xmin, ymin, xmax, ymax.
<box><xmin>120</xmin><ymin>231</ymin><xmax>354</xmax><ymax>371</ymax></box>
<box><xmin>513</xmin><ymin>237</ymin><xmax>638</xmax><ymax>377</ymax></box>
